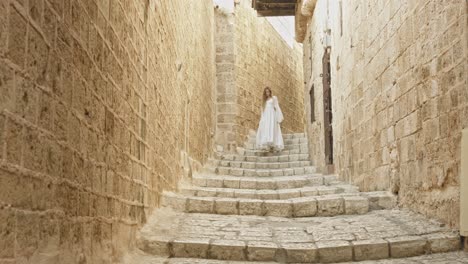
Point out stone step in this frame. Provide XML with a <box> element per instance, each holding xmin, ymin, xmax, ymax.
<box><xmin>244</xmin><ymin>143</ymin><xmax>309</xmax><ymax>151</ymax></box>
<box><xmin>210</xmin><ymin>159</ymin><xmax>312</xmax><ymax>170</ymax></box>
<box><xmin>216</xmin><ymin>153</ymin><xmax>310</xmax><ymax>163</ymax></box>
<box><xmin>124</xmin><ymin>251</ymin><xmax>468</xmax><ymax>264</ymax></box>
<box><xmin>179</xmin><ymin>184</ymin><xmax>359</xmax><ymax>200</ymax></box>
<box><xmin>192</xmin><ymin>174</ymin><xmax>339</xmax><ymax>190</ymax></box>
<box><xmin>249</xmin><ymin>132</ymin><xmax>306</xmax><ymax>140</ymax></box>
<box><xmin>161</xmin><ymin>191</ymin><xmax>396</xmax><ymax>217</ymax></box>
<box><xmin>137</xmin><ymin>209</ymin><xmax>460</xmax><ymax>263</ymax></box>
<box><xmin>243</xmin><ymin>148</ymin><xmax>309</xmax><ymax>156</ymax></box>
<box><xmin>246</xmin><ymin>137</ymin><xmax>308</xmax><ymax>146</ymax></box>
<box><xmin>215</xmin><ymin>166</ymin><xmax>317</xmax><ymax>177</ymax></box>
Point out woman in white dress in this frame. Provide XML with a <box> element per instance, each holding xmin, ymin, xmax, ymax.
<box><xmin>256</xmin><ymin>87</ymin><xmax>284</xmax><ymax>151</ymax></box>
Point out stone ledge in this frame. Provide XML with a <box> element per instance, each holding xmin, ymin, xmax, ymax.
<box><xmin>161</xmin><ymin>192</ymin><xmax>395</xmax><ymax>217</ymax></box>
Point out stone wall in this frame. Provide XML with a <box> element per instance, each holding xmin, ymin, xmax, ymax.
<box><xmin>0</xmin><ymin>0</ymin><xmax>215</xmax><ymax>263</ymax></box>
<box><xmin>215</xmin><ymin>0</ymin><xmax>305</xmax><ymax>151</ymax></box>
<box><xmin>303</xmin><ymin>0</ymin><xmax>467</xmax><ymax>227</ymax></box>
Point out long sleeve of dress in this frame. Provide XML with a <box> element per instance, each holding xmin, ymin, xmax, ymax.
<box><xmin>273</xmin><ymin>96</ymin><xmax>284</xmax><ymax>123</ymax></box>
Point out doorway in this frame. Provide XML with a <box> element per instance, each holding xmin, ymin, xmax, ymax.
<box><xmin>322</xmin><ymin>49</ymin><xmax>333</xmax><ymax>166</ymax></box>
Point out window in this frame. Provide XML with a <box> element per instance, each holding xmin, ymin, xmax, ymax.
<box><xmin>309</xmin><ymin>85</ymin><xmax>315</xmax><ymax>123</ymax></box>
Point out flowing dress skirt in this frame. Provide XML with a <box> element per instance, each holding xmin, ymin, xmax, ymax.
<box><xmin>256</xmin><ymin>97</ymin><xmax>284</xmax><ymax>150</ymax></box>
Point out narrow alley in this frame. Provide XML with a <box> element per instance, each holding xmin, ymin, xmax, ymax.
<box><xmin>0</xmin><ymin>0</ymin><xmax>467</xmax><ymax>263</ymax></box>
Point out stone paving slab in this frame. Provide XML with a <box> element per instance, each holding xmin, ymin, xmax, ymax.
<box><xmin>244</xmin><ymin>143</ymin><xmax>309</xmax><ymax>151</ymax></box>
<box><xmin>179</xmin><ymin>184</ymin><xmax>359</xmax><ymax>200</ymax></box>
<box><xmin>209</xmin><ymin>160</ymin><xmax>313</xmax><ymax>170</ymax></box>
<box><xmin>246</xmin><ymin>137</ymin><xmax>308</xmax><ymax>146</ymax></box>
<box><xmin>215</xmin><ymin>166</ymin><xmax>317</xmax><ymax>177</ymax></box>
<box><xmin>123</xmin><ymin>251</ymin><xmax>468</xmax><ymax>264</ymax></box>
<box><xmin>248</xmin><ymin>133</ymin><xmax>306</xmax><ymax>140</ymax></box>
<box><xmin>161</xmin><ymin>191</ymin><xmax>395</xmax><ymax>217</ymax></box>
<box><xmin>136</xmin><ymin>209</ymin><xmax>460</xmax><ymax>263</ymax></box>
<box><xmin>215</xmin><ymin>154</ymin><xmax>311</xmax><ymax>163</ymax></box>
<box><xmin>191</xmin><ymin>174</ymin><xmax>339</xmax><ymax>190</ymax></box>
<box><xmin>243</xmin><ymin>149</ymin><xmax>309</xmax><ymax>156</ymax></box>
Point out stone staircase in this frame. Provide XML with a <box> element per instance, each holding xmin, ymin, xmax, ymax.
<box><xmin>125</xmin><ymin>133</ymin><xmax>461</xmax><ymax>263</ymax></box>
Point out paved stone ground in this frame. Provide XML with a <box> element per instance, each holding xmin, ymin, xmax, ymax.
<box><xmin>125</xmin><ymin>133</ymin><xmax>462</xmax><ymax>263</ymax></box>
<box><xmin>140</xmin><ymin>208</ymin><xmax>455</xmax><ymax>244</ymax></box>
<box><xmin>135</xmin><ymin>208</ymin><xmax>460</xmax><ymax>262</ymax></box>
<box><xmin>124</xmin><ymin>251</ymin><xmax>468</xmax><ymax>264</ymax></box>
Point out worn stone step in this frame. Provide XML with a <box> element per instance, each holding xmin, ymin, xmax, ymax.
<box><xmin>244</xmin><ymin>142</ymin><xmax>309</xmax><ymax>151</ymax></box>
<box><xmin>179</xmin><ymin>184</ymin><xmax>359</xmax><ymax>200</ymax></box>
<box><xmin>249</xmin><ymin>132</ymin><xmax>306</xmax><ymax>140</ymax></box>
<box><xmin>246</xmin><ymin>137</ymin><xmax>309</xmax><ymax>146</ymax></box>
<box><xmin>210</xmin><ymin>159</ymin><xmax>312</xmax><ymax>170</ymax></box>
<box><xmin>161</xmin><ymin>191</ymin><xmax>396</xmax><ymax>217</ymax></box>
<box><xmin>124</xmin><ymin>251</ymin><xmax>468</xmax><ymax>264</ymax></box>
<box><xmin>216</xmin><ymin>153</ymin><xmax>310</xmax><ymax>163</ymax></box>
<box><xmin>191</xmin><ymin>174</ymin><xmax>339</xmax><ymax>190</ymax></box>
<box><xmin>137</xmin><ymin>209</ymin><xmax>460</xmax><ymax>263</ymax></box>
<box><xmin>243</xmin><ymin>148</ymin><xmax>309</xmax><ymax>156</ymax></box>
<box><xmin>215</xmin><ymin>166</ymin><xmax>317</xmax><ymax>177</ymax></box>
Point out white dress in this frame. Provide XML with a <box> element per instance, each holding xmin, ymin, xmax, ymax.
<box><xmin>256</xmin><ymin>96</ymin><xmax>284</xmax><ymax>150</ymax></box>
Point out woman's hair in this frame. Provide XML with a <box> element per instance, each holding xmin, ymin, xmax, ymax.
<box><xmin>263</xmin><ymin>87</ymin><xmax>272</xmax><ymax>105</ymax></box>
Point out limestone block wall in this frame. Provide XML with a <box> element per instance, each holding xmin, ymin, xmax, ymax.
<box><xmin>215</xmin><ymin>0</ymin><xmax>305</xmax><ymax>151</ymax></box>
<box><xmin>0</xmin><ymin>0</ymin><xmax>215</xmax><ymax>263</ymax></box>
<box><xmin>302</xmin><ymin>0</ymin><xmax>327</xmax><ymax>174</ymax></box>
<box><xmin>215</xmin><ymin>9</ymin><xmax>238</xmax><ymax>151</ymax></box>
<box><xmin>303</xmin><ymin>0</ymin><xmax>467</xmax><ymax>227</ymax></box>
<box><xmin>234</xmin><ymin>0</ymin><xmax>305</xmax><ymax>145</ymax></box>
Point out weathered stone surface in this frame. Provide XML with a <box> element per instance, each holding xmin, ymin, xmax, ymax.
<box><xmin>282</xmin><ymin>243</ymin><xmax>317</xmax><ymax>263</ymax></box>
<box><xmin>162</xmin><ymin>193</ymin><xmax>187</xmax><ymax>211</ymax></box>
<box><xmin>387</xmin><ymin>236</ymin><xmax>427</xmax><ymax>258</ymax></box>
<box><xmin>137</xmin><ymin>236</ymin><xmax>172</xmax><ymax>256</ymax></box>
<box><xmin>0</xmin><ymin>0</ymin><xmax>219</xmax><ymax>261</ymax></box>
<box><xmin>303</xmin><ymin>0</ymin><xmax>467</xmax><ymax>228</ymax></box>
<box><xmin>247</xmin><ymin>241</ymin><xmax>278</xmax><ymax>261</ymax></box>
<box><xmin>316</xmin><ymin>240</ymin><xmax>353</xmax><ymax>263</ymax></box>
<box><xmin>124</xmin><ymin>251</ymin><xmax>468</xmax><ymax>264</ymax></box>
<box><xmin>187</xmin><ymin>197</ymin><xmax>214</xmax><ymax>214</ymax></box>
<box><xmin>344</xmin><ymin>196</ymin><xmax>369</xmax><ymax>215</ymax></box>
<box><xmin>352</xmin><ymin>239</ymin><xmax>389</xmax><ymax>261</ymax></box>
<box><xmin>215</xmin><ymin>0</ymin><xmax>304</xmax><ymax>151</ymax></box>
<box><xmin>209</xmin><ymin>240</ymin><xmax>246</xmax><ymax>260</ymax></box>
<box><xmin>214</xmin><ymin>198</ymin><xmax>239</xmax><ymax>215</ymax></box>
<box><xmin>424</xmin><ymin>233</ymin><xmax>461</xmax><ymax>253</ymax></box>
<box><xmin>316</xmin><ymin>196</ymin><xmax>344</xmax><ymax>216</ymax></box>
<box><xmin>239</xmin><ymin>199</ymin><xmax>263</xmax><ymax>215</ymax></box>
<box><xmin>136</xmin><ymin>209</ymin><xmax>460</xmax><ymax>263</ymax></box>
<box><xmin>293</xmin><ymin>197</ymin><xmax>317</xmax><ymax>217</ymax></box>
<box><xmin>263</xmin><ymin>200</ymin><xmax>292</xmax><ymax>217</ymax></box>
<box><xmin>172</xmin><ymin>238</ymin><xmax>210</xmax><ymax>258</ymax></box>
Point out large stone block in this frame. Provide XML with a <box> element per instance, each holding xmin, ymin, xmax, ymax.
<box><xmin>239</xmin><ymin>199</ymin><xmax>263</xmax><ymax>215</ymax></box>
<box><xmin>247</xmin><ymin>241</ymin><xmax>278</xmax><ymax>261</ymax></box>
<box><xmin>209</xmin><ymin>240</ymin><xmax>246</xmax><ymax>260</ymax></box>
<box><xmin>387</xmin><ymin>236</ymin><xmax>427</xmax><ymax>258</ymax></box>
<box><xmin>344</xmin><ymin>196</ymin><xmax>369</xmax><ymax>215</ymax></box>
<box><xmin>316</xmin><ymin>240</ymin><xmax>353</xmax><ymax>263</ymax></box>
<box><xmin>293</xmin><ymin>197</ymin><xmax>317</xmax><ymax>217</ymax></box>
<box><xmin>282</xmin><ymin>243</ymin><xmax>318</xmax><ymax>263</ymax></box>
<box><xmin>172</xmin><ymin>238</ymin><xmax>210</xmax><ymax>258</ymax></box>
<box><xmin>352</xmin><ymin>239</ymin><xmax>389</xmax><ymax>261</ymax></box>
<box><xmin>214</xmin><ymin>198</ymin><xmax>239</xmax><ymax>215</ymax></box>
<box><xmin>264</xmin><ymin>200</ymin><xmax>293</xmax><ymax>217</ymax></box>
<box><xmin>187</xmin><ymin>197</ymin><xmax>214</xmax><ymax>213</ymax></box>
<box><xmin>316</xmin><ymin>197</ymin><xmax>344</xmax><ymax>216</ymax></box>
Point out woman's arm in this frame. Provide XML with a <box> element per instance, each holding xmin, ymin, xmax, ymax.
<box><xmin>273</xmin><ymin>96</ymin><xmax>284</xmax><ymax>123</ymax></box>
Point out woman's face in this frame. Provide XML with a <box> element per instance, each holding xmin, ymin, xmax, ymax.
<box><xmin>265</xmin><ymin>89</ymin><xmax>271</xmax><ymax>97</ymax></box>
